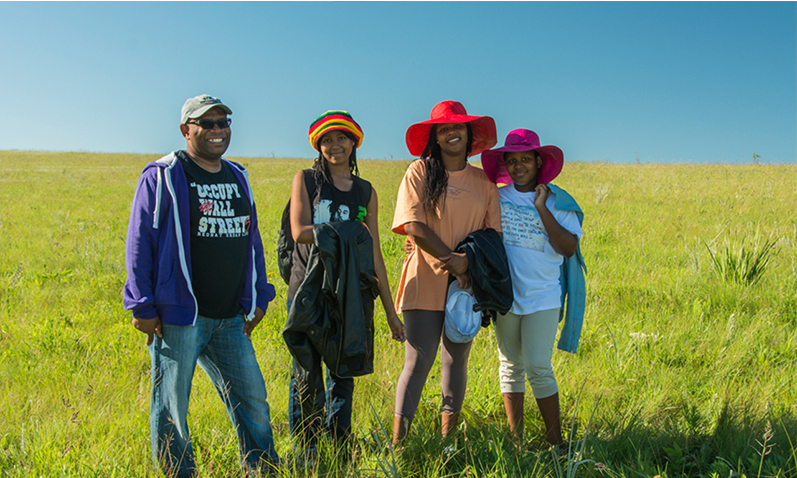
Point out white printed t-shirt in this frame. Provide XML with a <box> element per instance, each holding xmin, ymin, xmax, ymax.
<box><xmin>499</xmin><ymin>184</ymin><xmax>582</xmax><ymax>316</ymax></box>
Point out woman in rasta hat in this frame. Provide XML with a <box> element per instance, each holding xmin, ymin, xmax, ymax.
<box><xmin>391</xmin><ymin>101</ymin><xmax>501</xmax><ymax>443</ymax></box>
<box><xmin>480</xmin><ymin>128</ymin><xmax>585</xmax><ymax>448</ymax></box>
<box><xmin>286</xmin><ymin>110</ymin><xmax>406</xmax><ymax>452</ymax></box>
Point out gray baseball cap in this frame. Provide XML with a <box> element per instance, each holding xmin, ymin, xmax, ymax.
<box><xmin>180</xmin><ymin>94</ymin><xmax>233</xmax><ymax>124</ymax></box>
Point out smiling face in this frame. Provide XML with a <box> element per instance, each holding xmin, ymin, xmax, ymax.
<box><xmin>435</xmin><ymin>122</ymin><xmax>468</xmax><ymax>158</ymax></box>
<box><xmin>180</xmin><ymin>106</ymin><xmax>231</xmax><ymax>164</ymax></box>
<box><xmin>504</xmin><ymin>150</ymin><xmax>539</xmax><ymax>191</ymax></box>
<box><xmin>318</xmin><ymin>130</ymin><xmax>355</xmax><ymax>166</ymax></box>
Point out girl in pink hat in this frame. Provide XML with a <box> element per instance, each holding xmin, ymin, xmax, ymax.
<box><xmin>391</xmin><ymin>101</ymin><xmax>501</xmax><ymax>443</ymax></box>
<box><xmin>480</xmin><ymin>129</ymin><xmax>586</xmax><ymax>448</ymax></box>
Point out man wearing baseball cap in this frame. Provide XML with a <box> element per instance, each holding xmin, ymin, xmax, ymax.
<box><xmin>124</xmin><ymin>94</ymin><xmax>279</xmax><ymax>476</ymax></box>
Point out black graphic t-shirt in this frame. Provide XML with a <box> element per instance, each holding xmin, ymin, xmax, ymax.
<box><xmin>178</xmin><ymin>151</ymin><xmax>251</xmax><ymax>318</ymax></box>
<box><xmin>287</xmin><ymin>173</ymin><xmax>372</xmax><ymax>300</ymax></box>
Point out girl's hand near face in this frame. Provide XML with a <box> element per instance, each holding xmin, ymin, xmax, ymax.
<box><xmin>534</xmin><ymin>183</ymin><xmax>549</xmax><ymax>209</ymax></box>
<box><xmin>534</xmin><ymin>184</ymin><xmax>579</xmax><ymax>258</ymax></box>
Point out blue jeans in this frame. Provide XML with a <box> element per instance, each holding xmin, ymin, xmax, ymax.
<box><xmin>149</xmin><ymin>313</ymin><xmax>278</xmax><ymax>477</ymax></box>
<box><xmin>286</xmin><ymin>299</ymin><xmax>354</xmax><ymax>446</ymax></box>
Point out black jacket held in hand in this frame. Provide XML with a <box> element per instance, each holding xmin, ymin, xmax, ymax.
<box><xmin>283</xmin><ymin>221</ymin><xmax>379</xmax><ymax>378</ymax></box>
<box><xmin>454</xmin><ymin>228</ymin><xmax>513</xmax><ymax>321</ymax></box>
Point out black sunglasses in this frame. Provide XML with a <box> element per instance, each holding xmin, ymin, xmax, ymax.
<box><xmin>186</xmin><ymin>118</ymin><xmax>232</xmax><ymax>129</ymax></box>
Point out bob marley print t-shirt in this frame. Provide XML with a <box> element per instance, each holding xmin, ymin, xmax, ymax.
<box><xmin>179</xmin><ymin>151</ymin><xmax>251</xmax><ymax>319</ymax></box>
<box><xmin>287</xmin><ymin>174</ymin><xmax>372</xmax><ymax>300</ymax></box>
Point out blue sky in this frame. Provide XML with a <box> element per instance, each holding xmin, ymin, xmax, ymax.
<box><xmin>1</xmin><ymin>2</ymin><xmax>795</xmax><ymax>163</ymax></box>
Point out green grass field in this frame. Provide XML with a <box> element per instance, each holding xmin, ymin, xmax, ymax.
<box><xmin>1</xmin><ymin>151</ymin><xmax>795</xmax><ymax>477</ymax></box>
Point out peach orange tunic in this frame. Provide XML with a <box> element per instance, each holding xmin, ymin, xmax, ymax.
<box><xmin>392</xmin><ymin>159</ymin><xmax>501</xmax><ymax>312</ymax></box>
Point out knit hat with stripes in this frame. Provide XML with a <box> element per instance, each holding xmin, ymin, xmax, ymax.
<box><xmin>308</xmin><ymin>110</ymin><xmax>364</xmax><ymax>151</ymax></box>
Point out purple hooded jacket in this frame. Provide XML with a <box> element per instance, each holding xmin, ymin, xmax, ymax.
<box><xmin>123</xmin><ymin>152</ymin><xmax>276</xmax><ymax>326</ymax></box>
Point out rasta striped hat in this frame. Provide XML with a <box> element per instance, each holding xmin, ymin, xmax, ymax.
<box><xmin>308</xmin><ymin>110</ymin><xmax>364</xmax><ymax>151</ymax></box>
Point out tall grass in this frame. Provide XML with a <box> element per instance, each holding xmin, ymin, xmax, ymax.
<box><xmin>0</xmin><ymin>152</ymin><xmax>795</xmax><ymax>477</ymax></box>
<box><xmin>705</xmin><ymin>231</ymin><xmax>779</xmax><ymax>285</ymax></box>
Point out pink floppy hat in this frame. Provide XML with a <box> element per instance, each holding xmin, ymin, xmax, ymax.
<box><xmin>481</xmin><ymin>129</ymin><xmax>563</xmax><ymax>185</ymax></box>
<box><xmin>405</xmin><ymin>101</ymin><xmax>497</xmax><ymax>158</ymax></box>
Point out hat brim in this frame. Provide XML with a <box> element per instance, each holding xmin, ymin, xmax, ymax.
<box><xmin>311</xmin><ymin>127</ymin><xmax>362</xmax><ymax>151</ymax></box>
<box><xmin>405</xmin><ymin>115</ymin><xmax>497</xmax><ymax>158</ymax></box>
<box><xmin>185</xmin><ymin>104</ymin><xmax>233</xmax><ymax>123</ymax></box>
<box><xmin>481</xmin><ymin>145</ymin><xmax>563</xmax><ymax>185</ymax></box>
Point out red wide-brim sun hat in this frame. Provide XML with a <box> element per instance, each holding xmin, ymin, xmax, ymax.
<box><xmin>481</xmin><ymin>129</ymin><xmax>564</xmax><ymax>185</ymax></box>
<box><xmin>405</xmin><ymin>101</ymin><xmax>497</xmax><ymax>158</ymax></box>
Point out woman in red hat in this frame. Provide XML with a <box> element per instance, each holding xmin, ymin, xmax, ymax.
<box><xmin>391</xmin><ymin>101</ymin><xmax>501</xmax><ymax>443</ymax></box>
<box><xmin>480</xmin><ymin>128</ymin><xmax>584</xmax><ymax>448</ymax></box>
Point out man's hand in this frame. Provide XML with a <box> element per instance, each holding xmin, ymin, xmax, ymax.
<box><xmin>132</xmin><ymin>316</ymin><xmax>162</xmax><ymax>346</ymax></box>
<box><xmin>243</xmin><ymin>306</ymin><xmax>265</xmax><ymax>340</ymax></box>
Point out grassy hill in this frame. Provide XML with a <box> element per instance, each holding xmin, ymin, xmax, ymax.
<box><xmin>0</xmin><ymin>151</ymin><xmax>795</xmax><ymax>477</ymax></box>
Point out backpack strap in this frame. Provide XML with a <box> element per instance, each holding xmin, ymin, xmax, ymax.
<box><xmin>277</xmin><ymin>169</ymin><xmax>320</xmax><ymax>285</ymax></box>
<box><xmin>300</xmin><ymin>169</ymin><xmax>316</xmax><ymax>202</ymax></box>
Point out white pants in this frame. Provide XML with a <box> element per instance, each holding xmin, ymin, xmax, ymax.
<box><xmin>494</xmin><ymin>308</ymin><xmax>559</xmax><ymax>398</ymax></box>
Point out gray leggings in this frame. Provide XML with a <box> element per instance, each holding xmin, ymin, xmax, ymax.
<box><xmin>394</xmin><ymin>309</ymin><xmax>473</xmax><ymax>419</ymax></box>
